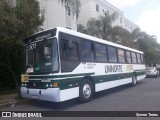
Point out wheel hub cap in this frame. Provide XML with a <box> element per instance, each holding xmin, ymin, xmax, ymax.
<box><xmin>83</xmin><ymin>84</ymin><xmax>91</xmax><ymax>98</ymax></box>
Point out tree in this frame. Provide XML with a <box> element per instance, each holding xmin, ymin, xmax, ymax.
<box><xmin>131</xmin><ymin>28</ymin><xmax>142</xmax><ymax>42</ymax></box>
<box><xmin>0</xmin><ymin>0</ymin><xmax>44</xmax><ymax>93</ymax></box>
<box><xmin>59</xmin><ymin>0</ymin><xmax>81</xmax><ymax>19</ymax></box>
<box><xmin>109</xmin><ymin>26</ymin><xmax>136</xmax><ymax>48</ymax></box>
<box><xmin>77</xmin><ymin>24</ymin><xmax>88</xmax><ymax>34</ymax></box>
<box><xmin>86</xmin><ymin>12</ymin><xmax>118</xmax><ymax>40</ymax></box>
<box><xmin>134</xmin><ymin>31</ymin><xmax>160</xmax><ymax>66</ymax></box>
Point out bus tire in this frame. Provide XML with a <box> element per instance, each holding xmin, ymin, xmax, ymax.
<box><xmin>79</xmin><ymin>79</ymin><xmax>94</xmax><ymax>102</ymax></box>
<box><xmin>132</xmin><ymin>74</ymin><xmax>137</xmax><ymax>86</ymax></box>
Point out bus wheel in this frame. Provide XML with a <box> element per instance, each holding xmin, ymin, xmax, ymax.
<box><xmin>132</xmin><ymin>74</ymin><xmax>137</xmax><ymax>86</ymax></box>
<box><xmin>79</xmin><ymin>79</ymin><xmax>94</xmax><ymax>102</ymax></box>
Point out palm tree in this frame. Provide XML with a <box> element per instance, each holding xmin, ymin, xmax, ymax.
<box><xmin>131</xmin><ymin>28</ymin><xmax>144</xmax><ymax>42</ymax></box>
<box><xmin>86</xmin><ymin>12</ymin><xmax>118</xmax><ymax>40</ymax></box>
<box><xmin>110</xmin><ymin>26</ymin><xmax>135</xmax><ymax>48</ymax></box>
<box><xmin>77</xmin><ymin>24</ymin><xmax>88</xmax><ymax>34</ymax></box>
<box><xmin>58</xmin><ymin>0</ymin><xmax>81</xmax><ymax>19</ymax></box>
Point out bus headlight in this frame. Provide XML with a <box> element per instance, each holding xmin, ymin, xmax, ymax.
<box><xmin>46</xmin><ymin>84</ymin><xmax>49</xmax><ymax>87</ymax></box>
<box><xmin>22</xmin><ymin>83</ymin><xmax>27</xmax><ymax>87</ymax></box>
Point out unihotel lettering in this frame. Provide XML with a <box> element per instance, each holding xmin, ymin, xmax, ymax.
<box><xmin>105</xmin><ymin>65</ymin><xmax>122</xmax><ymax>73</ymax></box>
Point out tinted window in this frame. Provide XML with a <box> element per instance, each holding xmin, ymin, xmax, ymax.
<box><xmin>141</xmin><ymin>54</ymin><xmax>144</xmax><ymax>63</ymax></box>
<box><xmin>27</xmin><ymin>49</ymin><xmax>34</xmax><ymax>65</ymax></box>
<box><xmin>108</xmin><ymin>46</ymin><xmax>117</xmax><ymax>62</ymax></box>
<box><xmin>95</xmin><ymin>43</ymin><xmax>107</xmax><ymax>62</ymax></box>
<box><xmin>118</xmin><ymin>49</ymin><xmax>125</xmax><ymax>63</ymax></box>
<box><xmin>61</xmin><ymin>40</ymin><xmax>78</xmax><ymax>61</ymax></box>
<box><xmin>131</xmin><ymin>52</ymin><xmax>137</xmax><ymax>63</ymax></box>
<box><xmin>96</xmin><ymin>4</ymin><xmax>99</xmax><ymax>12</ymax></box>
<box><xmin>137</xmin><ymin>54</ymin><xmax>141</xmax><ymax>63</ymax></box>
<box><xmin>126</xmin><ymin>51</ymin><xmax>132</xmax><ymax>63</ymax></box>
<box><xmin>82</xmin><ymin>40</ymin><xmax>94</xmax><ymax>62</ymax></box>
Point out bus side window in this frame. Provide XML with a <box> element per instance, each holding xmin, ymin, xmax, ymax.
<box><xmin>81</xmin><ymin>40</ymin><xmax>95</xmax><ymax>62</ymax></box>
<box><xmin>107</xmin><ymin>46</ymin><xmax>117</xmax><ymax>62</ymax></box>
<box><xmin>117</xmin><ymin>49</ymin><xmax>125</xmax><ymax>63</ymax></box>
<box><xmin>61</xmin><ymin>40</ymin><xmax>79</xmax><ymax>61</ymax></box>
<box><xmin>60</xmin><ymin>38</ymin><xmax>80</xmax><ymax>72</ymax></box>
<box><xmin>137</xmin><ymin>53</ymin><xmax>141</xmax><ymax>64</ymax></box>
<box><xmin>95</xmin><ymin>43</ymin><xmax>107</xmax><ymax>62</ymax></box>
<box><xmin>131</xmin><ymin>52</ymin><xmax>137</xmax><ymax>63</ymax></box>
<box><xmin>141</xmin><ymin>54</ymin><xmax>144</xmax><ymax>63</ymax></box>
<box><xmin>126</xmin><ymin>51</ymin><xmax>132</xmax><ymax>63</ymax></box>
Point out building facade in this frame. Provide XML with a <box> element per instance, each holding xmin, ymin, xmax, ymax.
<box><xmin>37</xmin><ymin>0</ymin><xmax>77</xmax><ymax>30</ymax></box>
<box><xmin>7</xmin><ymin>0</ymin><xmax>77</xmax><ymax>30</ymax></box>
<box><xmin>6</xmin><ymin>0</ymin><xmax>138</xmax><ymax>32</ymax></box>
<box><xmin>78</xmin><ymin>0</ymin><xmax>139</xmax><ymax>32</ymax></box>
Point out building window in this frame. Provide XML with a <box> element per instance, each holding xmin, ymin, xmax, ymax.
<box><xmin>96</xmin><ymin>4</ymin><xmax>99</xmax><ymax>12</ymax></box>
<box><xmin>65</xmin><ymin>5</ymin><xmax>71</xmax><ymax>16</ymax></box>
<box><xmin>120</xmin><ymin>18</ymin><xmax>123</xmax><ymax>23</ymax></box>
<box><xmin>125</xmin><ymin>25</ymin><xmax>128</xmax><ymax>29</ymax></box>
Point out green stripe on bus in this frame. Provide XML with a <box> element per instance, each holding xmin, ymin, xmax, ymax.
<box><xmin>93</xmin><ymin>72</ymin><xmax>132</xmax><ymax>84</ymax></box>
<box><xmin>58</xmin><ymin>71</ymin><xmax>145</xmax><ymax>90</ymax></box>
<box><xmin>27</xmin><ymin>71</ymin><xmax>145</xmax><ymax>90</ymax></box>
<box><xmin>135</xmin><ymin>71</ymin><xmax>146</xmax><ymax>76</ymax></box>
<box><xmin>29</xmin><ymin>72</ymin><xmax>95</xmax><ymax>79</ymax></box>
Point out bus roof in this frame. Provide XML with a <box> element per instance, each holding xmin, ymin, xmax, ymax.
<box><xmin>26</xmin><ymin>27</ymin><xmax>143</xmax><ymax>54</ymax></box>
<box><xmin>56</xmin><ymin>27</ymin><xmax>143</xmax><ymax>54</ymax></box>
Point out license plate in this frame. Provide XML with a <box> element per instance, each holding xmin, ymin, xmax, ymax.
<box><xmin>32</xmin><ymin>96</ymin><xmax>38</xmax><ymax>99</ymax></box>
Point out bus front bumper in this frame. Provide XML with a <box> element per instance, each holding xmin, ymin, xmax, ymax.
<box><xmin>20</xmin><ymin>87</ymin><xmax>60</xmax><ymax>102</ymax></box>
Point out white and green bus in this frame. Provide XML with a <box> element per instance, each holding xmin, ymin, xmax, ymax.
<box><xmin>21</xmin><ymin>27</ymin><xmax>146</xmax><ymax>102</ymax></box>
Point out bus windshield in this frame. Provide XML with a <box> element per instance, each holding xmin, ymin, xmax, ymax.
<box><xmin>26</xmin><ymin>38</ymin><xmax>59</xmax><ymax>73</ymax></box>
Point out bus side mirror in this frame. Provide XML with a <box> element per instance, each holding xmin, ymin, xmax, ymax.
<box><xmin>43</xmin><ymin>46</ymin><xmax>51</xmax><ymax>56</ymax></box>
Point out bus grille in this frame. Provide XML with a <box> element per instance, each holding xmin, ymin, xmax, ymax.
<box><xmin>27</xmin><ymin>82</ymin><xmax>46</xmax><ymax>89</ymax></box>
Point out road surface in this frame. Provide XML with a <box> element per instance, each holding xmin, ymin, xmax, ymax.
<box><xmin>1</xmin><ymin>77</ymin><xmax>160</xmax><ymax>120</ymax></box>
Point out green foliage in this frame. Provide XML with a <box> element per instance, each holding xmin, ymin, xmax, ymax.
<box><xmin>77</xmin><ymin>12</ymin><xmax>160</xmax><ymax>66</ymax></box>
<box><xmin>135</xmin><ymin>31</ymin><xmax>160</xmax><ymax>65</ymax></box>
<box><xmin>77</xmin><ymin>12</ymin><xmax>117</xmax><ymax>40</ymax></box>
<box><xmin>0</xmin><ymin>0</ymin><xmax>44</xmax><ymax>93</ymax></box>
<box><xmin>110</xmin><ymin>26</ymin><xmax>136</xmax><ymax>48</ymax></box>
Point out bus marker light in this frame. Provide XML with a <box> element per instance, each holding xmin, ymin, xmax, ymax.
<box><xmin>53</xmin><ymin>83</ymin><xmax>58</xmax><ymax>88</ymax></box>
<box><xmin>46</xmin><ymin>84</ymin><xmax>49</xmax><ymax>87</ymax></box>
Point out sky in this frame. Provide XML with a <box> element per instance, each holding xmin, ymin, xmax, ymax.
<box><xmin>106</xmin><ymin>0</ymin><xmax>160</xmax><ymax>43</ymax></box>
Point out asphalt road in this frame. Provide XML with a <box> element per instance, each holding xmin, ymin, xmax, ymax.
<box><xmin>1</xmin><ymin>77</ymin><xmax>160</xmax><ymax>120</ymax></box>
